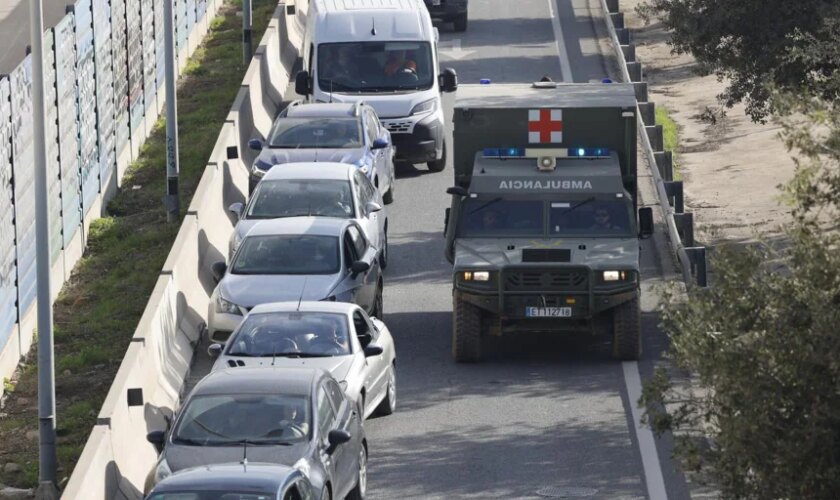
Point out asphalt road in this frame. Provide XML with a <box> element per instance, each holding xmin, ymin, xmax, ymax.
<box><xmin>188</xmin><ymin>0</ymin><xmax>693</xmax><ymax>498</ymax></box>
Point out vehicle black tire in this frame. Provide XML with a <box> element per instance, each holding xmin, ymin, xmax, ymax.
<box><xmin>452</xmin><ymin>293</ymin><xmax>481</xmax><ymax>362</ymax></box>
<box><xmin>453</xmin><ymin>13</ymin><xmax>468</xmax><ymax>32</ymax></box>
<box><xmin>612</xmin><ymin>295</ymin><xmax>641</xmax><ymax>360</ymax></box>
<box><xmin>383</xmin><ymin>182</ymin><xmax>394</xmax><ymax>205</ymax></box>
<box><xmin>372</xmin><ymin>284</ymin><xmax>384</xmax><ymax>319</ymax></box>
<box><xmin>374</xmin><ymin>364</ymin><xmax>397</xmax><ymax>416</ymax></box>
<box><xmin>346</xmin><ymin>444</ymin><xmax>367</xmax><ymax>500</ymax></box>
<box><xmin>379</xmin><ymin>230</ymin><xmax>389</xmax><ymax>270</ymax></box>
<box><xmin>427</xmin><ymin>140</ymin><xmax>447</xmax><ymax>172</ymax></box>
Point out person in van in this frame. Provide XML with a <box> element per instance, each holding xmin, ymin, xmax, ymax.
<box><xmin>384</xmin><ymin>50</ymin><xmax>417</xmax><ymax>77</ymax></box>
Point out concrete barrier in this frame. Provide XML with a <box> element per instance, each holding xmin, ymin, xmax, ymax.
<box><xmin>63</xmin><ymin>5</ymin><xmax>297</xmax><ymax>497</ymax></box>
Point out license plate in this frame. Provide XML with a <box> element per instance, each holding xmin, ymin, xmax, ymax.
<box><xmin>525</xmin><ymin>307</ymin><xmax>572</xmax><ymax>318</ymax></box>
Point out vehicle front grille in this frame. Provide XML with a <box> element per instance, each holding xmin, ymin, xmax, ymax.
<box><xmin>504</xmin><ymin>268</ymin><xmax>588</xmax><ymax>291</ymax></box>
<box><xmin>383</xmin><ymin>121</ymin><xmax>412</xmax><ymax>133</ymax></box>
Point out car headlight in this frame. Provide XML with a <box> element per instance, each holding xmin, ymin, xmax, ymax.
<box><xmin>462</xmin><ymin>271</ymin><xmax>491</xmax><ymax>282</ymax></box>
<box><xmin>250</xmin><ymin>158</ymin><xmax>272</xmax><ymax>178</ymax></box>
<box><xmin>601</xmin><ymin>270</ymin><xmax>634</xmax><ymax>282</ymax></box>
<box><xmin>154</xmin><ymin>458</ymin><xmax>172</xmax><ymax>484</ymax></box>
<box><xmin>410</xmin><ymin>97</ymin><xmax>438</xmax><ymax>116</ymax></box>
<box><xmin>215</xmin><ymin>294</ymin><xmax>242</xmax><ymax>315</ymax></box>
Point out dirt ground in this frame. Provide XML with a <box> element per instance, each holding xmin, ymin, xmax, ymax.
<box><xmin>622</xmin><ymin>0</ymin><xmax>796</xmax><ymax>245</ymax></box>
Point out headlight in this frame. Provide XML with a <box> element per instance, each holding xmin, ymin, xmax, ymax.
<box><xmin>250</xmin><ymin>159</ymin><xmax>272</xmax><ymax>178</ymax></box>
<box><xmin>154</xmin><ymin>458</ymin><xmax>172</xmax><ymax>484</ymax></box>
<box><xmin>462</xmin><ymin>271</ymin><xmax>491</xmax><ymax>282</ymax></box>
<box><xmin>215</xmin><ymin>294</ymin><xmax>242</xmax><ymax>315</ymax></box>
<box><xmin>410</xmin><ymin>98</ymin><xmax>438</xmax><ymax>116</ymax></box>
<box><xmin>602</xmin><ymin>270</ymin><xmax>633</xmax><ymax>282</ymax></box>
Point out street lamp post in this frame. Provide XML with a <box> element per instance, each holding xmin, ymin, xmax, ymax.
<box><xmin>163</xmin><ymin>0</ymin><xmax>180</xmax><ymax>222</ymax></box>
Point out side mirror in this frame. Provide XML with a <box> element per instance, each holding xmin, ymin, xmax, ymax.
<box><xmin>228</xmin><ymin>202</ymin><xmax>244</xmax><ymax>221</ymax></box>
<box><xmin>211</xmin><ymin>261</ymin><xmax>228</xmax><ymax>283</ymax></box>
<box><xmin>295</xmin><ymin>70</ymin><xmax>312</xmax><ymax>96</ymax></box>
<box><xmin>444</xmin><ymin>207</ymin><xmax>451</xmax><ymax>237</ymax></box>
<box><xmin>371</xmin><ymin>137</ymin><xmax>389</xmax><ymax>150</ymax></box>
<box><xmin>350</xmin><ymin>261</ymin><xmax>370</xmax><ymax>276</ymax></box>
<box><xmin>327</xmin><ymin>429</ymin><xmax>352</xmax><ymax>454</ymax></box>
<box><xmin>446</xmin><ymin>186</ymin><xmax>468</xmax><ymax>197</ymax></box>
<box><xmin>439</xmin><ymin>67</ymin><xmax>458</xmax><ymax>93</ymax></box>
<box><xmin>638</xmin><ymin>207</ymin><xmax>654</xmax><ymax>238</ymax></box>
<box><xmin>248</xmin><ymin>139</ymin><xmax>263</xmax><ymax>151</ymax></box>
<box><xmin>147</xmin><ymin>430</ymin><xmax>166</xmax><ymax>454</ymax></box>
<box><xmin>365</xmin><ymin>201</ymin><xmax>382</xmax><ymax>216</ymax></box>
<box><xmin>208</xmin><ymin>343</ymin><xmax>223</xmax><ymax>358</ymax></box>
<box><xmin>363</xmin><ymin>344</ymin><xmax>383</xmax><ymax>357</ymax></box>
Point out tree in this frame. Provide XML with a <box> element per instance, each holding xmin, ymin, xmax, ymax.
<box><xmin>641</xmin><ymin>94</ymin><xmax>840</xmax><ymax>499</ymax></box>
<box><xmin>637</xmin><ymin>0</ymin><xmax>840</xmax><ymax>121</ymax></box>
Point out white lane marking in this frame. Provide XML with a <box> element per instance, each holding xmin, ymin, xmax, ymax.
<box><xmin>547</xmin><ymin>0</ymin><xmax>574</xmax><ymax>82</ymax></box>
<box><xmin>623</xmin><ymin>361</ymin><xmax>669</xmax><ymax>500</ymax></box>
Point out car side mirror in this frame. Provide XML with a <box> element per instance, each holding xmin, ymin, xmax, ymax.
<box><xmin>638</xmin><ymin>207</ymin><xmax>654</xmax><ymax>238</ymax></box>
<box><xmin>295</xmin><ymin>70</ymin><xmax>312</xmax><ymax>96</ymax></box>
<box><xmin>446</xmin><ymin>186</ymin><xmax>468</xmax><ymax>197</ymax></box>
<box><xmin>371</xmin><ymin>137</ymin><xmax>389</xmax><ymax>150</ymax></box>
<box><xmin>248</xmin><ymin>139</ymin><xmax>263</xmax><ymax>151</ymax></box>
<box><xmin>363</xmin><ymin>344</ymin><xmax>383</xmax><ymax>357</ymax></box>
<box><xmin>208</xmin><ymin>343</ymin><xmax>223</xmax><ymax>358</ymax></box>
<box><xmin>228</xmin><ymin>202</ymin><xmax>244</xmax><ymax>221</ymax></box>
<box><xmin>365</xmin><ymin>201</ymin><xmax>382</xmax><ymax>216</ymax></box>
<box><xmin>439</xmin><ymin>67</ymin><xmax>458</xmax><ymax>93</ymax></box>
<box><xmin>351</xmin><ymin>261</ymin><xmax>370</xmax><ymax>276</ymax></box>
<box><xmin>326</xmin><ymin>429</ymin><xmax>352</xmax><ymax>454</ymax></box>
<box><xmin>147</xmin><ymin>430</ymin><xmax>166</xmax><ymax>454</ymax></box>
<box><xmin>211</xmin><ymin>261</ymin><xmax>228</xmax><ymax>283</ymax></box>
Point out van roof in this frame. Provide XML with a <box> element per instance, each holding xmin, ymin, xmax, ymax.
<box><xmin>311</xmin><ymin>0</ymin><xmax>433</xmax><ymax>43</ymax></box>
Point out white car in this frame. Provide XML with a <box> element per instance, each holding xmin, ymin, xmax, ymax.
<box><xmin>228</xmin><ymin>162</ymin><xmax>389</xmax><ymax>268</ymax></box>
<box><xmin>208</xmin><ymin>301</ymin><xmax>397</xmax><ymax>420</ymax></box>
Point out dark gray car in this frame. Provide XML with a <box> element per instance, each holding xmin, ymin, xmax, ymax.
<box><xmin>146</xmin><ymin>463</ymin><xmax>316</xmax><ymax>500</ymax></box>
<box><xmin>145</xmin><ymin>367</ymin><xmax>367</xmax><ymax>500</ymax></box>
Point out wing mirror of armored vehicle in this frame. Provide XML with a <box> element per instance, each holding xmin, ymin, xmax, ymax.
<box><xmin>638</xmin><ymin>207</ymin><xmax>654</xmax><ymax>238</ymax></box>
<box><xmin>439</xmin><ymin>68</ymin><xmax>458</xmax><ymax>93</ymax></box>
<box><xmin>295</xmin><ymin>70</ymin><xmax>313</xmax><ymax>96</ymax></box>
<box><xmin>446</xmin><ymin>186</ymin><xmax>468</xmax><ymax>197</ymax></box>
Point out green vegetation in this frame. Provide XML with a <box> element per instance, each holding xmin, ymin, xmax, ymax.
<box><xmin>0</xmin><ymin>0</ymin><xmax>276</xmax><ymax>488</ymax></box>
<box><xmin>655</xmin><ymin>105</ymin><xmax>680</xmax><ymax>180</ymax></box>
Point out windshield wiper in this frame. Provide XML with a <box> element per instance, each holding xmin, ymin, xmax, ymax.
<box><xmin>214</xmin><ymin>438</ymin><xmax>293</xmax><ymax>446</ymax></box>
<box><xmin>172</xmin><ymin>437</ymin><xmax>209</xmax><ymax>446</ymax></box>
<box><xmin>554</xmin><ymin>197</ymin><xmax>596</xmax><ymax>217</ymax></box>
<box><xmin>468</xmin><ymin>197</ymin><xmax>503</xmax><ymax>215</ymax></box>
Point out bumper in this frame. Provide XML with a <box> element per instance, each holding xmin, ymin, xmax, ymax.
<box><xmin>207</xmin><ymin>308</ymin><xmax>245</xmax><ymax>343</ymax></box>
<box><xmin>386</xmin><ymin>113</ymin><xmax>444</xmax><ymax>163</ymax></box>
<box><xmin>425</xmin><ymin>0</ymin><xmax>467</xmax><ymax>19</ymax></box>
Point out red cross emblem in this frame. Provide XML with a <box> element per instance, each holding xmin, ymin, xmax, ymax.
<box><xmin>528</xmin><ymin>109</ymin><xmax>563</xmax><ymax>143</ymax></box>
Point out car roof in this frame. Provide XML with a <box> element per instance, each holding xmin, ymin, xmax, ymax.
<box><xmin>311</xmin><ymin>0</ymin><xmax>431</xmax><ymax>43</ymax></box>
<box><xmin>286</xmin><ymin>102</ymin><xmax>361</xmax><ymax>118</ymax></box>
<box><xmin>150</xmin><ymin>463</ymin><xmax>298</xmax><ymax>493</ymax></box>
<box><xmin>249</xmin><ymin>301</ymin><xmax>360</xmax><ymax>315</ymax></box>
<box><xmin>261</xmin><ymin>162</ymin><xmax>356</xmax><ymax>182</ymax></box>
<box><xmin>244</xmin><ymin>216</ymin><xmax>350</xmax><ymax>238</ymax></box>
<box><xmin>193</xmin><ymin>366</ymin><xmax>325</xmax><ymax>397</ymax></box>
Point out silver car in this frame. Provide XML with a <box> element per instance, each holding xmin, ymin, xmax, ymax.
<box><xmin>248</xmin><ymin>101</ymin><xmax>395</xmax><ymax>204</ymax></box>
<box><xmin>209</xmin><ymin>301</ymin><xmax>397</xmax><ymax>420</ymax></box>
<box><xmin>208</xmin><ymin>217</ymin><xmax>383</xmax><ymax>343</ymax></box>
<box><xmin>146</xmin><ymin>463</ymin><xmax>317</xmax><ymax>500</ymax></box>
<box><xmin>227</xmin><ymin>162</ymin><xmax>388</xmax><ymax>270</ymax></box>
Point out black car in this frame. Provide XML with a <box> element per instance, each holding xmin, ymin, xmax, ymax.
<box><xmin>145</xmin><ymin>366</ymin><xmax>367</xmax><ymax>500</ymax></box>
<box><xmin>423</xmin><ymin>0</ymin><xmax>468</xmax><ymax>32</ymax></box>
<box><xmin>146</xmin><ymin>463</ymin><xmax>316</xmax><ymax>500</ymax></box>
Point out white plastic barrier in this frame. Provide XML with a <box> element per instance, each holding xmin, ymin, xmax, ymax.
<box><xmin>63</xmin><ymin>7</ymin><xmax>298</xmax><ymax>498</ymax></box>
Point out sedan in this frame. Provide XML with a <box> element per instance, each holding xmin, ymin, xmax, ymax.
<box><xmin>145</xmin><ymin>366</ymin><xmax>367</xmax><ymax>500</ymax></box>
<box><xmin>209</xmin><ymin>301</ymin><xmax>396</xmax><ymax>420</ymax></box>
<box><xmin>227</xmin><ymin>162</ymin><xmax>388</xmax><ymax>270</ymax></box>
<box><xmin>208</xmin><ymin>217</ymin><xmax>383</xmax><ymax>343</ymax></box>
<box><xmin>146</xmin><ymin>463</ymin><xmax>316</xmax><ymax>500</ymax></box>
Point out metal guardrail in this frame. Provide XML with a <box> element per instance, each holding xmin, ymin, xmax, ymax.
<box><xmin>598</xmin><ymin>0</ymin><xmax>707</xmax><ymax>287</ymax></box>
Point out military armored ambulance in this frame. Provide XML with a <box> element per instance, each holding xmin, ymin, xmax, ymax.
<box><xmin>443</xmin><ymin>82</ymin><xmax>653</xmax><ymax>362</ymax></box>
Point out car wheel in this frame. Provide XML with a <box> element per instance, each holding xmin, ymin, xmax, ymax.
<box><xmin>383</xmin><ymin>180</ymin><xmax>394</xmax><ymax>205</ymax></box>
<box><xmin>427</xmin><ymin>139</ymin><xmax>446</xmax><ymax>172</ymax></box>
<box><xmin>379</xmin><ymin>230</ymin><xmax>389</xmax><ymax>270</ymax></box>
<box><xmin>346</xmin><ymin>445</ymin><xmax>367</xmax><ymax>500</ymax></box>
<box><xmin>372</xmin><ymin>284</ymin><xmax>384</xmax><ymax>319</ymax></box>
<box><xmin>375</xmin><ymin>364</ymin><xmax>396</xmax><ymax>416</ymax></box>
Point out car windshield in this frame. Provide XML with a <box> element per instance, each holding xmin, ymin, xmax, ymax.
<box><xmin>458</xmin><ymin>199</ymin><xmax>544</xmax><ymax>237</ymax></box>
<box><xmin>231</xmin><ymin>235</ymin><xmax>340</xmax><ymax>275</ymax></box>
<box><xmin>173</xmin><ymin>394</ymin><xmax>310</xmax><ymax>445</ymax></box>
<box><xmin>148</xmin><ymin>493</ymin><xmax>275</xmax><ymax>500</ymax></box>
<box><xmin>550</xmin><ymin>199</ymin><xmax>634</xmax><ymax>236</ymax></box>
<box><xmin>228</xmin><ymin>312</ymin><xmax>351</xmax><ymax>357</ymax></box>
<box><xmin>318</xmin><ymin>42</ymin><xmax>434</xmax><ymax>92</ymax></box>
<box><xmin>267</xmin><ymin>117</ymin><xmax>362</xmax><ymax>148</ymax></box>
<box><xmin>247</xmin><ymin>180</ymin><xmax>354</xmax><ymax>220</ymax></box>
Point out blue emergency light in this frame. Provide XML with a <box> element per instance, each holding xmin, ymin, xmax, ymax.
<box><xmin>482</xmin><ymin>147</ymin><xmax>610</xmax><ymax>159</ymax></box>
<box><xmin>482</xmin><ymin>147</ymin><xmax>526</xmax><ymax>158</ymax></box>
<box><xmin>568</xmin><ymin>147</ymin><xmax>610</xmax><ymax>158</ymax></box>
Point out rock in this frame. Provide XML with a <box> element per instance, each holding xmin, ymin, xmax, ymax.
<box><xmin>2</xmin><ymin>463</ymin><xmax>20</xmax><ymax>474</ymax></box>
<box><xmin>25</xmin><ymin>430</ymin><xmax>38</xmax><ymax>440</ymax></box>
<box><xmin>0</xmin><ymin>485</ymin><xmax>34</xmax><ymax>499</ymax></box>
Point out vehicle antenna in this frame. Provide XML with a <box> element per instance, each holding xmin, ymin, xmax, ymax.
<box><xmin>329</xmin><ymin>79</ymin><xmax>334</xmax><ymax>103</ymax></box>
<box><xmin>297</xmin><ymin>277</ymin><xmax>307</xmax><ymax>311</ymax></box>
<box><xmin>241</xmin><ymin>439</ymin><xmax>248</xmax><ymax>469</ymax></box>
<box><xmin>370</xmin><ymin>18</ymin><xmax>376</xmax><ymax>36</ymax></box>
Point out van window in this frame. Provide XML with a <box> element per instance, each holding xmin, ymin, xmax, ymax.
<box><xmin>317</xmin><ymin>42</ymin><xmax>434</xmax><ymax>93</ymax></box>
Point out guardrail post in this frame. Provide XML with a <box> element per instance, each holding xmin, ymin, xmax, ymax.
<box><xmin>646</xmin><ymin>124</ymin><xmax>663</xmax><ymax>151</ymax></box>
<box><xmin>610</xmin><ymin>12</ymin><xmax>624</xmax><ymax>29</ymax></box>
<box><xmin>685</xmin><ymin>246</ymin><xmax>708</xmax><ymax>287</ymax></box>
<box><xmin>638</xmin><ymin>102</ymin><xmax>655</xmax><ymax>126</ymax></box>
<box><xmin>654</xmin><ymin>151</ymin><xmax>673</xmax><ymax>181</ymax></box>
<box><xmin>633</xmin><ymin>82</ymin><xmax>648</xmax><ymax>102</ymax></box>
<box><xmin>626</xmin><ymin>61</ymin><xmax>642</xmax><ymax>82</ymax></box>
<box><xmin>621</xmin><ymin>43</ymin><xmax>635</xmax><ymax>62</ymax></box>
<box><xmin>674</xmin><ymin>212</ymin><xmax>694</xmax><ymax>247</ymax></box>
<box><xmin>664</xmin><ymin>181</ymin><xmax>684</xmax><ymax>213</ymax></box>
<box><xmin>606</xmin><ymin>0</ymin><xmax>619</xmax><ymax>13</ymax></box>
<box><xmin>615</xmin><ymin>27</ymin><xmax>630</xmax><ymax>45</ymax></box>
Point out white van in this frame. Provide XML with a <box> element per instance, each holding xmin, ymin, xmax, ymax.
<box><xmin>293</xmin><ymin>0</ymin><xmax>458</xmax><ymax>172</ymax></box>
